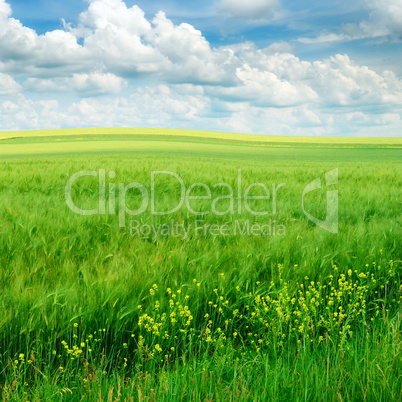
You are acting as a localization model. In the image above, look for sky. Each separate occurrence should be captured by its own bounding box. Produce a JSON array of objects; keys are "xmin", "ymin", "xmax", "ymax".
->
[{"xmin": 0, "ymin": 0, "xmax": 401, "ymax": 136}]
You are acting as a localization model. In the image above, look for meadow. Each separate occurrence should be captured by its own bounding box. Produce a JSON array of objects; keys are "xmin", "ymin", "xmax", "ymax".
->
[{"xmin": 0, "ymin": 129, "xmax": 401, "ymax": 401}]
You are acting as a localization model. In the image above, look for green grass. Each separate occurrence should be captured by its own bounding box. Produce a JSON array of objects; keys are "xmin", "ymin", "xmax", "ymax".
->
[
  {"xmin": 0, "ymin": 129, "xmax": 401, "ymax": 401},
  {"xmin": 1, "ymin": 127, "xmax": 401, "ymax": 146}
]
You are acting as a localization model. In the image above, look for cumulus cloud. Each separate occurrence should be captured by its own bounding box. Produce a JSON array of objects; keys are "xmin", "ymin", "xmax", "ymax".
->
[
  {"xmin": 217, "ymin": 103, "xmax": 324, "ymax": 135},
  {"xmin": 147, "ymin": 11, "xmax": 231, "ymax": 84},
  {"xmin": 308, "ymin": 54, "xmax": 402, "ymax": 106},
  {"xmin": 0, "ymin": 72, "xmax": 20, "ymax": 95},
  {"xmin": 1, "ymin": 0, "xmax": 400, "ymax": 101},
  {"xmin": 67, "ymin": 85, "xmax": 211, "ymax": 128},
  {"xmin": 0, "ymin": 86, "xmax": 210, "ymax": 131},
  {"xmin": 24, "ymin": 73, "xmax": 125, "ymax": 96},
  {"xmin": 208, "ymin": 63, "xmax": 318, "ymax": 106},
  {"xmin": 215, "ymin": 101, "xmax": 401, "ymax": 137},
  {"xmin": 74, "ymin": 1, "xmax": 164, "ymax": 77},
  {"xmin": 204, "ymin": 48, "xmax": 402, "ymax": 109},
  {"xmin": 0, "ymin": 0, "xmax": 234, "ymax": 84},
  {"xmin": 0, "ymin": 0, "xmax": 10, "ymax": 18},
  {"xmin": 368, "ymin": 0, "xmax": 402, "ymax": 38},
  {"xmin": 78, "ymin": 0, "xmax": 152, "ymax": 35},
  {"xmin": 0, "ymin": 0, "xmax": 401, "ymax": 136},
  {"xmin": 0, "ymin": 3, "xmax": 87, "ymax": 76},
  {"xmin": 220, "ymin": 0, "xmax": 280, "ymax": 20},
  {"xmin": 298, "ymin": 0, "xmax": 402, "ymax": 44},
  {"xmin": 0, "ymin": 96, "xmax": 63, "ymax": 130},
  {"xmin": 1, "ymin": 83, "xmax": 400, "ymax": 137}
]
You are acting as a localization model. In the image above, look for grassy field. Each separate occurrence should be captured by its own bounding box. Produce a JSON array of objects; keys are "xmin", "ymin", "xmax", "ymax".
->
[
  {"xmin": 1, "ymin": 127, "xmax": 401, "ymax": 145},
  {"xmin": 0, "ymin": 129, "xmax": 401, "ymax": 401}
]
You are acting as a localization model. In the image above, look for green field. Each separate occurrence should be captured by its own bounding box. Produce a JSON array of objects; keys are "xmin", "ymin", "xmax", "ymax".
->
[{"xmin": 0, "ymin": 129, "xmax": 401, "ymax": 401}]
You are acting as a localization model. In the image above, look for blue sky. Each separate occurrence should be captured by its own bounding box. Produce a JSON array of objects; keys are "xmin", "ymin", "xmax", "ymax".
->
[{"xmin": 0, "ymin": 0, "xmax": 401, "ymax": 136}]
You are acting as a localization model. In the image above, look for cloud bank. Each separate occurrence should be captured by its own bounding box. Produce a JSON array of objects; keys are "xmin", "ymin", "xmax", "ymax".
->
[
  {"xmin": 0, "ymin": 0, "xmax": 401, "ymax": 136},
  {"xmin": 298, "ymin": 0, "xmax": 402, "ymax": 44}
]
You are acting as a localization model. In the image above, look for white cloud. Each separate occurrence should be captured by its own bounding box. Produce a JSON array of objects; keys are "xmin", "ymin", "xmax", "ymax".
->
[
  {"xmin": 368, "ymin": 0, "xmax": 402, "ymax": 38},
  {"xmin": 78, "ymin": 0, "xmax": 152, "ymax": 35},
  {"xmin": 24, "ymin": 73, "xmax": 125, "ymax": 95},
  {"xmin": 204, "ymin": 49, "xmax": 402, "ymax": 108},
  {"xmin": 0, "ymin": 0, "xmax": 401, "ymax": 136},
  {"xmin": 308, "ymin": 54, "xmax": 402, "ymax": 106},
  {"xmin": 297, "ymin": 24, "xmax": 388, "ymax": 45},
  {"xmin": 74, "ymin": 1, "xmax": 164, "ymax": 76},
  {"xmin": 215, "ymin": 102, "xmax": 402, "ymax": 136},
  {"xmin": 0, "ymin": 0, "xmax": 230, "ymax": 84},
  {"xmin": 0, "ymin": 96, "xmax": 62, "ymax": 130},
  {"xmin": 0, "ymin": 0, "xmax": 11, "ymax": 19},
  {"xmin": 0, "ymin": 85, "xmax": 210, "ymax": 131},
  {"xmin": 0, "ymin": 72, "xmax": 20, "ymax": 95},
  {"xmin": 150, "ymin": 11, "xmax": 231, "ymax": 84},
  {"xmin": 220, "ymin": 0, "xmax": 280, "ymax": 20},
  {"xmin": 298, "ymin": 0, "xmax": 402, "ymax": 44},
  {"xmin": 1, "ymin": 86, "xmax": 401, "ymax": 136},
  {"xmin": 215, "ymin": 103, "xmax": 324, "ymax": 135},
  {"xmin": 0, "ymin": 0, "xmax": 86, "ymax": 75},
  {"xmin": 68, "ymin": 85, "xmax": 210, "ymax": 127},
  {"xmin": 208, "ymin": 63, "xmax": 318, "ymax": 106}
]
